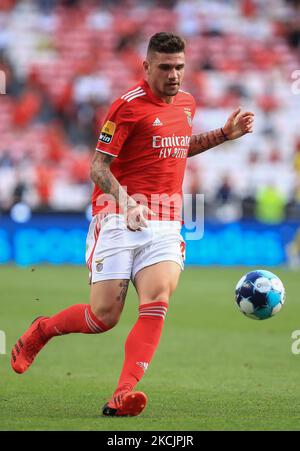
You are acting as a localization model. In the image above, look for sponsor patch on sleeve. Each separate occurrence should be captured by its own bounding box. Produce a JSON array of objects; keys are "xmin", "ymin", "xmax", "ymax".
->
[{"xmin": 99, "ymin": 121, "xmax": 116, "ymax": 144}]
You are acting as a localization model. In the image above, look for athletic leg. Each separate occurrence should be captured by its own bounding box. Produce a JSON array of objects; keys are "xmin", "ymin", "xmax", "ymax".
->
[
  {"xmin": 103, "ymin": 261, "xmax": 181, "ymax": 416},
  {"xmin": 11, "ymin": 279, "xmax": 130, "ymax": 374},
  {"xmin": 11, "ymin": 212, "xmax": 134, "ymax": 374},
  {"xmin": 41, "ymin": 278, "xmax": 129, "ymax": 337},
  {"xmin": 117, "ymin": 261, "xmax": 181, "ymax": 387}
]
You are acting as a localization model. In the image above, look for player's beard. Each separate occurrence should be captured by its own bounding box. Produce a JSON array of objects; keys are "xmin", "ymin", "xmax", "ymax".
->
[{"xmin": 163, "ymin": 83, "xmax": 180, "ymax": 96}]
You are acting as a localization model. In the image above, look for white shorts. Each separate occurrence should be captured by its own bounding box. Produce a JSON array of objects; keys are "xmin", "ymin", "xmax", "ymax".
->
[{"xmin": 85, "ymin": 214, "xmax": 186, "ymax": 283}]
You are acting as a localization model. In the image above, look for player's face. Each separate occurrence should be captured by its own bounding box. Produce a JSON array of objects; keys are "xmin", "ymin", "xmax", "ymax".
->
[{"xmin": 144, "ymin": 52, "xmax": 185, "ymax": 101}]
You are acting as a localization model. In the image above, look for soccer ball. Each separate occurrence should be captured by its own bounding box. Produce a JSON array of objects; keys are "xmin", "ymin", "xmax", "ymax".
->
[{"xmin": 235, "ymin": 269, "xmax": 285, "ymax": 320}]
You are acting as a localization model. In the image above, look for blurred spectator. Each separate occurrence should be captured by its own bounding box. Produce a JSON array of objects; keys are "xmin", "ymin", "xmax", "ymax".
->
[
  {"xmin": 36, "ymin": 0, "xmax": 57, "ymax": 14},
  {"xmin": 12, "ymin": 177, "xmax": 27, "ymax": 207},
  {"xmin": 286, "ymin": 12, "xmax": 300, "ymax": 49},
  {"xmin": 73, "ymin": 73, "xmax": 112, "ymax": 105},
  {"xmin": 269, "ymin": 147, "xmax": 282, "ymax": 163},
  {"xmin": 13, "ymin": 88, "xmax": 43, "ymax": 127},
  {"xmin": 215, "ymin": 175, "xmax": 236, "ymax": 205},
  {"xmin": 214, "ymin": 175, "xmax": 242, "ymax": 223},
  {"xmin": 286, "ymin": 177, "xmax": 300, "ymax": 218},
  {"xmin": 255, "ymin": 184, "xmax": 286, "ymax": 224},
  {"xmin": 241, "ymin": 193, "xmax": 256, "ymax": 219},
  {"xmin": 35, "ymin": 163, "xmax": 55, "ymax": 209},
  {"xmin": 0, "ymin": 151, "xmax": 13, "ymax": 168},
  {"xmin": 240, "ymin": 0, "xmax": 258, "ymax": 18},
  {"xmin": 0, "ymin": 0, "xmax": 16, "ymax": 12},
  {"xmin": 248, "ymin": 150, "xmax": 260, "ymax": 165}
]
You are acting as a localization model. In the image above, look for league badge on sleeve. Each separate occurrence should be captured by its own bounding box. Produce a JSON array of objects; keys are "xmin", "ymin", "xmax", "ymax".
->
[{"xmin": 99, "ymin": 121, "xmax": 116, "ymax": 144}]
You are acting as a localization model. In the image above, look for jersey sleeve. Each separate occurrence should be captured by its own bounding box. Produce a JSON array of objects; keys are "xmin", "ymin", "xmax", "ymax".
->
[{"xmin": 95, "ymin": 100, "xmax": 136, "ymax": 158}]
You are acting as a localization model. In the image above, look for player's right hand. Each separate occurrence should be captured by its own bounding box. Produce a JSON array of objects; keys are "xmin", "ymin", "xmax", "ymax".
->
[{"xmin": 125, "ymin": 204, "xmax": 156, "ymax": 231}]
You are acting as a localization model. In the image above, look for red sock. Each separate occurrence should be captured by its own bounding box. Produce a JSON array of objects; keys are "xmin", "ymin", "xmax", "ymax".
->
[
  {"xmin": 40, "ymin": 304, "xmax": 110, "ymax": 339},
  {"xmin": 114, "ymin": 301, "xmax": 168, "ymax": 393}
]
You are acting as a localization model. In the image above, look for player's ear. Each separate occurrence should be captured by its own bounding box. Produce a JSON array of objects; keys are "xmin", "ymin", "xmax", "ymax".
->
[{"xmin": 143, "ymin": 60, "xmax": 150, "ymax": 74}]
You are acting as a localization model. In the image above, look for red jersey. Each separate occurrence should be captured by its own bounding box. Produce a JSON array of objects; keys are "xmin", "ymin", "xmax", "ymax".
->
[{"xmin": 92, "ymin": 79, "xmax": 196, "ymax": 221}]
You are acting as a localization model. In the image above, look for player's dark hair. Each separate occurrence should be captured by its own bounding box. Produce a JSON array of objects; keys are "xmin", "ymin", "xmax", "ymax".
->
[{"xmin": 147, "ymin": 32, "xmax": 186, "ymax": 55}]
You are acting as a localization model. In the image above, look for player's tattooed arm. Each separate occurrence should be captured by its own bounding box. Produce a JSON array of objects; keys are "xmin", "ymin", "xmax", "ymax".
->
[
  {"xmin": 91, "ymin": 151, "xmax": 155, "ymax": 231},
  {"xmin": 188, "ymin": 128, "xmax": 227, "ymax": 157},
  {"xmin": 90, "ymin": 151, "xmax": 137, "ymax": 210},
  {"xmin": 188, "ymin": 108, "xmax": 254, "ymax": 158}
]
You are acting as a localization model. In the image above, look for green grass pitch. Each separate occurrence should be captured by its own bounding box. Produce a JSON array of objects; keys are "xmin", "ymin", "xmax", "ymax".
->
[{"xmin": 1, "ymin": 265, "xmax": 300, "ymax": 431}]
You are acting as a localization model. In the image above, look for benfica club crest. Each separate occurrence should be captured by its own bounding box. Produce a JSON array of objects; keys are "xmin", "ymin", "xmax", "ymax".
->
[
  {"xmin": 95, "ymin": 258, "xmax": 104, "ymax": 272},
  {"xmin": 184, "ymin": 109, "xmax": 192, "ymax": 127}
]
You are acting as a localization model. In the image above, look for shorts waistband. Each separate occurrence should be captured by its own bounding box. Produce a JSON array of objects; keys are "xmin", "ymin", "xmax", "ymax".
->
[{"xmin": 94, "ymin": 213, "xmax": 181, "ymax": 230}]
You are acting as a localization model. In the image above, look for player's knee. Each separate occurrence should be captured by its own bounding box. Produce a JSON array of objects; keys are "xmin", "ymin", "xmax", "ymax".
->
[
  {"xmin": 140, "ymin": 289, "xmax": 170, "ymax": 304},
  {"xmin": 90, "ymin": 305, "xmax": 120, "ymax": 329},
  {"xmin": 145, "ymin": 283, "xmax": 174, "ymax": 303}
]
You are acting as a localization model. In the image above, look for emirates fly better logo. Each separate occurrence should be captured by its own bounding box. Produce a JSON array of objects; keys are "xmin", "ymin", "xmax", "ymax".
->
[{"xmin": 153, "ymin": 134, "xmax": 191, "ymax": 159}]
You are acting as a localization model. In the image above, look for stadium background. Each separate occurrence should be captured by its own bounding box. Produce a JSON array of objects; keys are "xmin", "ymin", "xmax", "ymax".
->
[
  {"xmin": 0, "ymin": 0, "xmax": 300, "ymax": 266},
  {"xmin": 1, "ymin": 0, "xmax": 300, "ymax": 432}
]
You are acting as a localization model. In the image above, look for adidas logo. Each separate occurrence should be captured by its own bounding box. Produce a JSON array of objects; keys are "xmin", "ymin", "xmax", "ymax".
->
[
  {"xmin": 136, "ymin": 361, "xmax": 149, "ymax": 372},
  {"xmin": 152, "ymin": 117, "xmax": 163, "ymax": 126}
]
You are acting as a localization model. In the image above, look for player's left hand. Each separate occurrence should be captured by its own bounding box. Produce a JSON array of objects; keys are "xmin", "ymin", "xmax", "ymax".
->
[{"xmin": 223, "ymin": 107, "xmax": 254, "ymax": 140}]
